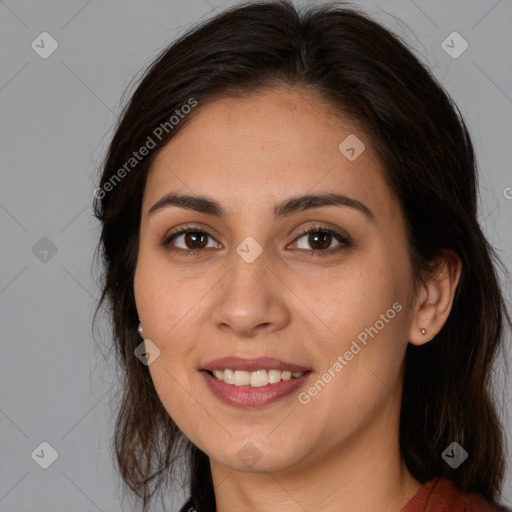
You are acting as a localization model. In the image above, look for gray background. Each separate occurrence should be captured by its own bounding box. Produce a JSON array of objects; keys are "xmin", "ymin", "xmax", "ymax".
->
[{"xmin": 1, "ymin": 0, "xmax": 511, "ymax": 510}]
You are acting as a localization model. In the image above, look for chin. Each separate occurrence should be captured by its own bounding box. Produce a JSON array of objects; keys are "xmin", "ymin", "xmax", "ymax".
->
[
  {"xmin": 204, "ymin": 435, "xmax": 309, "ymax": 474},
  {"xmin": 218, "ymin": 451, "xmax": 302, "ymax": 474}
]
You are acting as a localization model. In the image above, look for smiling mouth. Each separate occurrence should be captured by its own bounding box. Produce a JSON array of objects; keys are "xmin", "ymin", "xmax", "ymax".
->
[{"xmin": 205, "ymin": 369, "xmax": 309, "ymax": 387}]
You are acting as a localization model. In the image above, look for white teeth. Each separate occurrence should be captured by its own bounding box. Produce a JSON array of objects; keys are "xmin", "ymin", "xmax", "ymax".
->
[
  {"xmin": 233, "ymin": 370, "xmax": 250, "ymax": 386},
  {"xmin": 224, "ymin": 369, "xmax": 235, "ymax": 385},
  {"xmin": 210, "ymin": 369, "xmax": 305, "ymax": 386},
  {"xmin": 250, "ymin": 369, "xmax": 268, "ymax": 387},
  {"xmin": 268, "ymin": 369, "xmax": 282, "ymax": 384}
]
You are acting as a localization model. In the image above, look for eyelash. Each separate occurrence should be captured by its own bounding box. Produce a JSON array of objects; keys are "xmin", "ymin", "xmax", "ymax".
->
[{"xmin": 161, "ymin": 224, "xmax": 351, "ymax": 258}]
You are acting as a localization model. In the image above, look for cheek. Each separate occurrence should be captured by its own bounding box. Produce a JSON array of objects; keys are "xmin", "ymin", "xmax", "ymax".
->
[
  {"xmin": 133, "ymin": 250, "xmax": 223, "ymax": 444},
  {"xmin": 287, "ymin": 249, "xmax": 407, "ymax": 343},
  {"xmin": 134, "ymin": 245, "xmax": 214, "ymax": 345},
  {"xmin": 291, "ymin": 250, "xmax": 410, "ymax": 411},
  {"xmin": 295, "ymin": 301, "xmax": 408, "ymax": 448}
]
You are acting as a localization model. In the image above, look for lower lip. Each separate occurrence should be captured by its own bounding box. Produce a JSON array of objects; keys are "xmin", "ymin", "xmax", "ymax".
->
[{"xmin": 200, "ymin": 370, "xmax": 311, "ymax": 408}]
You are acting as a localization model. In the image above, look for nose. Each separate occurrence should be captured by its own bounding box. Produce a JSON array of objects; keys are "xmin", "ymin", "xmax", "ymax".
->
[{"xmin": 210, "ymin": 250, "xmax": 291, "ymax": 338}]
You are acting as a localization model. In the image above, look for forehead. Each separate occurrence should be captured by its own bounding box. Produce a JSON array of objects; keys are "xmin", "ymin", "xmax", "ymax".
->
[{"xmin": 144, "ymin": 87, "xmax": 397, "ymax": 222}]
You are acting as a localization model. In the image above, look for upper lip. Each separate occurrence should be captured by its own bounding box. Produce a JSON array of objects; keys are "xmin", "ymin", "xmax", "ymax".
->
[{"xmin": 201, "ymin": 356, "xmax": 311, "ymax": 373}]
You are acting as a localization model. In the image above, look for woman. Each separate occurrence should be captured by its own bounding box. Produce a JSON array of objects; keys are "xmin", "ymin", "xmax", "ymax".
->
[{"xmin": 93, "ymin": 1, "xmax": 511, "ymax": 511}]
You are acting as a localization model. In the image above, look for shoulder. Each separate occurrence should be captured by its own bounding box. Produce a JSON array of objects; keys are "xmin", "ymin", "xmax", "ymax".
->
[{"xmin": 401, "ymin": 477, "xmax": 511, "ymax": 512}]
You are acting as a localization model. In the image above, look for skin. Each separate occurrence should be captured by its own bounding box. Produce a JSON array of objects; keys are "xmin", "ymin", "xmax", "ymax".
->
[{"xmin": 133, "ymin": 86, "xmax": 461, "ymax": 512}]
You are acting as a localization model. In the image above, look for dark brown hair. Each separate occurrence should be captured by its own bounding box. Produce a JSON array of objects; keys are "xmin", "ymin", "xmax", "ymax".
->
[{"xmin": 92, "ymin": 1, "xmax": 511, "ymax": 511}]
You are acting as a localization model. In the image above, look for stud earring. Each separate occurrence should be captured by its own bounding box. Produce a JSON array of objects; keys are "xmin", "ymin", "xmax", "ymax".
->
[
  {"xmin": 420, "ymin": 328, "xmax": 427, "ymax": 335},
  {"xmin": 137, "ymin": 322, "xmax": 143, "ymax": 337}
]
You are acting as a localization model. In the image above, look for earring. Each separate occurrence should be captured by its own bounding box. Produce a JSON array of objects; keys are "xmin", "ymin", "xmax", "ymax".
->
[
  {"xmin": 420, "ymin": 328, "xmax": 427, "ymax": 335},
  {"xmin": 137, "ymin": 322, "xmax": 143, "ymax": 337}
]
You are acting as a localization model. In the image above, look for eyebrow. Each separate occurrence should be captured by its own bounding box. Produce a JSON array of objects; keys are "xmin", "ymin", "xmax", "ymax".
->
[{"xmin": 148, "ymin": 191, "xmax": 375, "ymax": 222}]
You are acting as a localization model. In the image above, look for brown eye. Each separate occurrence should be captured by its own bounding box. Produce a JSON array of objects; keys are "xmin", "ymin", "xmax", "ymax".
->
[
  {"xmin": 182, "ymin": 231, "xmax": 208, "ymax": 249},
  {"xmin": 163, "ymin": 228, "xmax": 222, "ymax": 255},
  {"xmin": 291, "ymin": 226, "xmax": 351, "ymax": 255},
  {"xmin": 306, "ymin": 231, "xmax": 333, "ymax": 250}
]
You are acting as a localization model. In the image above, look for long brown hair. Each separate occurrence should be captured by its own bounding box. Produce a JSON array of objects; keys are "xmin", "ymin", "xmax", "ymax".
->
[{"xmin": 92, "ymin": 1, "xmax": 511, "ymax": 510}]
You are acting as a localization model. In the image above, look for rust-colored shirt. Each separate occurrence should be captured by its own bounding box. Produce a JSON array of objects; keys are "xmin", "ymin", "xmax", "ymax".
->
[{"xmin": 401, "ymin": 477, "xmax": 510, "ymax": 512}]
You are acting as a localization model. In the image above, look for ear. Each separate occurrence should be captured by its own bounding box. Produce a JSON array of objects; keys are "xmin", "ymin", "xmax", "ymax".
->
[{"xmin": 408, "ymin": 249, "xmax": 462, "ymax": 346}]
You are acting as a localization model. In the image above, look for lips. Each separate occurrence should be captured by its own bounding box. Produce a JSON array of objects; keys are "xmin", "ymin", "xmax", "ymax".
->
[{"xmin": 199, "ymin": 356, "xmax": 312, "ymax": 407}]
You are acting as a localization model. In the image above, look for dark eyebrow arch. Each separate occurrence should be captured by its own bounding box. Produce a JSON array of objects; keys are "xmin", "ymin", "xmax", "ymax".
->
[{"xmin": 148, "ymin": 192, "xmax": 375, "ymax": 222}]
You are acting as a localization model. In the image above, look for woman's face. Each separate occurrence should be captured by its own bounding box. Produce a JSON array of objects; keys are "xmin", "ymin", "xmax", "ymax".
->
[{"xmin": 134, "ymin": 87, "xmax": 417, "ymax": 474}]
